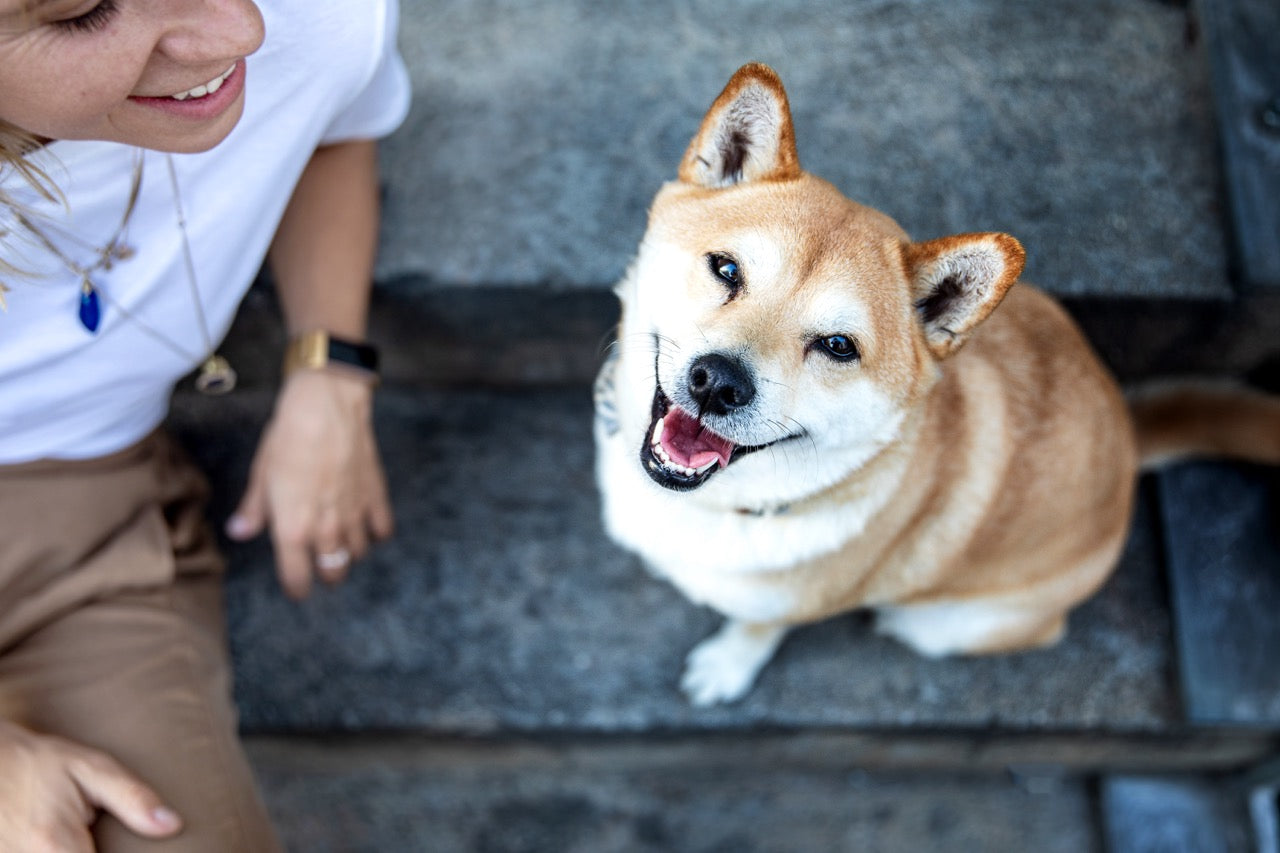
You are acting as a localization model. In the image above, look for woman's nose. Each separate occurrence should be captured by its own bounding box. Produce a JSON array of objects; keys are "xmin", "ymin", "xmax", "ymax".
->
[{"xmin": 154, "ymin": 0, "xmax": 265, "ymax": 66}]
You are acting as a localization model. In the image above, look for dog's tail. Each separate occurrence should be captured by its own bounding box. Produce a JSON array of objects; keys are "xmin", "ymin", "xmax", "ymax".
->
[{"xmin": 1130, "ymin": 381, "xmax": 1280, "ymax": 471}]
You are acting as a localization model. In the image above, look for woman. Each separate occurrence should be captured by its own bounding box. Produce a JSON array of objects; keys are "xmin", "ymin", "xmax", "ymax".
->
[{"xmin": 0, "ymin": 1, "xmax": 409, "ymax": 849}]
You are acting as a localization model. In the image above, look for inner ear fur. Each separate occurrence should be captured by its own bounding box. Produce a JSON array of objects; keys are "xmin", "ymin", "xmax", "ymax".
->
[
  {"xmin": 903, "ymin": 232, "xmax": 1026, "ymax": 359},
  {"xmin": 678, "ymin": 63, "xmax": 802, "ymax": 188}
]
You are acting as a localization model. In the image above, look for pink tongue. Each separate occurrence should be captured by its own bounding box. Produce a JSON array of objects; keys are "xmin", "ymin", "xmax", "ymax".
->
[{"xmin": 661, "ymin": 406, "xmax": 735, "ymax": 469}]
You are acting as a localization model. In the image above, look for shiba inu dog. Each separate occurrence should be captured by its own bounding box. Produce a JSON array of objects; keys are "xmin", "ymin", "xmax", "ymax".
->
[{"xmin": 594, "ymin": 63, "xmax": 1280, "ymax": 705}]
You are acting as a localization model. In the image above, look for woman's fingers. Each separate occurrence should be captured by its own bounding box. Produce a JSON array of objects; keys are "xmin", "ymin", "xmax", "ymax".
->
[{"xmin": 66, "ymin": 747, "xmax": 182, "ymax": 839}]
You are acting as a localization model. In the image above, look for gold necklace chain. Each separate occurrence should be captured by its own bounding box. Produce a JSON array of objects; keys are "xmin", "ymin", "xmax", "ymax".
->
[
  {"xmin": 13, "ymin": 150, "xmax": 142, "ymax": 307},
  {"xmin": 7, "ymin": 149, "xmax": 236, "ymax": 395}
]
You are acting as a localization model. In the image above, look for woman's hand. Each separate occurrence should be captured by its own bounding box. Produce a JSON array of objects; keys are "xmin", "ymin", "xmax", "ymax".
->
[
  {"xmin": 0, "ymin": 720, "xmax": 182, "ymax": 852},
  {"xmin": 226, "ymin": 370, "xmax": 394, "ymax": 598}
]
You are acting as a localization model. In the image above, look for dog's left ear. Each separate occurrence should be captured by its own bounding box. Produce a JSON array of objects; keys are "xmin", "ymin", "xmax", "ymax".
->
[
  {"xmin": 678, "ymin": 63, "xmax": 802, "ymax": 188},
  {"xmin": 903, "ymin": 233, "xmax": 1026, "ymax": 359}
]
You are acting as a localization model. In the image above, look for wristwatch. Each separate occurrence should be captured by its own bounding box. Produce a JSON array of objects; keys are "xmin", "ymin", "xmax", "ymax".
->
[{"xmin": 283, "ymin": 330, "xmax": 380, "ymax": 383}]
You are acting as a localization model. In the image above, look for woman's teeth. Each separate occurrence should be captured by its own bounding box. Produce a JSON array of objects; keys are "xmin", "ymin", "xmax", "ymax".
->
[{"xmin": 170, "ymin": 65, "xmax": 235, "ymax": 101}]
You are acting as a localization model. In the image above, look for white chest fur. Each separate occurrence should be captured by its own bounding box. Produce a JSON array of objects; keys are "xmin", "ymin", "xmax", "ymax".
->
[{"xmin": 595, "ymin": 420, "xmax": 906, "ymax": 622}]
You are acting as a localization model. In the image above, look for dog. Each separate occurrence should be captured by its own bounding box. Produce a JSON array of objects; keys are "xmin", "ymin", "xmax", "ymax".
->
[{"xmin": 594, "ymin": 63, "xmax": 1280, "ymax": 706}]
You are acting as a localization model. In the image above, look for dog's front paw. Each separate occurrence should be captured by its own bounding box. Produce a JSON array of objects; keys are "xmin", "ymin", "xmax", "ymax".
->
[{"xmin": 679, "ymin": 621, "xmax": 788, "ymax": 706}]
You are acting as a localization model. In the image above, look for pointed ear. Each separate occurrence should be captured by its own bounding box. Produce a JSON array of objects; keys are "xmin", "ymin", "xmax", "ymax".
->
[
  {"xmin": 677, "ymin": 63, "xmax": 802, "ymax": 188},
  {"xmin": 903, "ymin": 233, "xmax": 1025, "ymax": 359}
]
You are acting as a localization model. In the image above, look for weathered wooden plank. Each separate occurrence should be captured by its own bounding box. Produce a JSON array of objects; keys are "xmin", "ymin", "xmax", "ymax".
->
[
  {"xmin": 1159, "ymin": 461, "xmax": 1280, "ymax": 725},
  {"xmin": 1101, "ymin": 776, "xmax": 1253, "ymax": 853},
  {"xmin": 1197, "ymin": 0, "xmax": 1280, "ymax": 288}
]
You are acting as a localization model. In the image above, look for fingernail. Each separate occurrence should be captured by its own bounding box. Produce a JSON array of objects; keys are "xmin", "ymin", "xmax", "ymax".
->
[
  {"xmin": 152, "ymin": 807, "xmax": 181, "ymax": 829},
  {"xmin": 225, "ymin": 515, "xmax": 251, "ymax": 539}
]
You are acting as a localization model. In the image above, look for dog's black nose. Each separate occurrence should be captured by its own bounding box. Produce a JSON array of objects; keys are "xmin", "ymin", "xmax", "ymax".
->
[{"xmin": 688, "ymin": 353, "xmax": 756, "ymax": 416}]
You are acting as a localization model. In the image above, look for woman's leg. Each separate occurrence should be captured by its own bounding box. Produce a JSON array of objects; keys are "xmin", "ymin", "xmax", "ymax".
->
[{"xmin": 0, "ymin": 432, "xmax": 280, "ymax": 852}]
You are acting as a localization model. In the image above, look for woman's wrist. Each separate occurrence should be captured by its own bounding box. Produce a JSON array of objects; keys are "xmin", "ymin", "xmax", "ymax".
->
[{"xmin": 282, "ymin": 329, "xmax": 379, "ymax": 386}]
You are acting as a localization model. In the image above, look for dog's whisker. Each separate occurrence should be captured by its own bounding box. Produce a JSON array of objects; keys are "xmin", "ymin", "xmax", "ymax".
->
[
  {"xmin": 761, "ymin": 417, "xmax": 815, "ymax": 478},
  {"xmin": 692, "ymin": 322, "xmax": 711, "ymax": 347},
  {"xmin": 612, "ymin": 332, "xmax": 678, "ymax": 360}
]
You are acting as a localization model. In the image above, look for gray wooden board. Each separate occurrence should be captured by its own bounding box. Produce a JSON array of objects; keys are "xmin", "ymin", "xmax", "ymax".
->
[
  {"xmin": 1197, "ymin": 0, "xmax": 1280, "ymax": 288},
  {"xmin": 1101, "ymin": 775, "xmax": 1253, "ymax": 853},
  {"xmin": 1158, "ymin": 461, "xmax": 1280, "ymax": 725}
]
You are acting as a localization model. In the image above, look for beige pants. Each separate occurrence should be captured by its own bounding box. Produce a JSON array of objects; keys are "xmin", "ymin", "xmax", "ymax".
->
[{"xmin": 0, "ymin": 431, "xmax": 281, "ymax": 852}]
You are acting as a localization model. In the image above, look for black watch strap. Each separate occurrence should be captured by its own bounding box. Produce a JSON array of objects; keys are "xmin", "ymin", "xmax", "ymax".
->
[{"xmin": 328, "ymin": 335, "xmax": 379, "ymax": 374}]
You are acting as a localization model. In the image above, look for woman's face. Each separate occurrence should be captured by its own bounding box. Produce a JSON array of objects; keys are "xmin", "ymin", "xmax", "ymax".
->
[{"xmin": 0, "ymin": 0, "xmax": 265, "ymax": 152}]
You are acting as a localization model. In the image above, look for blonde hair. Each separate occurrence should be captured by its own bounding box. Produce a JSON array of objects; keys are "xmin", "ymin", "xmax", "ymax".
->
[
  {"xmin": 0, "ymin": 3, "xmax": 59, "ymax": 282},
  {"xmin": 1, "ymin": 120, "xmax": 56, "ymax": 203},
  {"xmin": 1, "ymin": 120, "xmax": 59, "ymax": 280}
]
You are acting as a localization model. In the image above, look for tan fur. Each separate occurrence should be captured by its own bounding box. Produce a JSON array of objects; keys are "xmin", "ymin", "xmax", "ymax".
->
[
  {"xmin": 1131, "ymin": 382, "xmax": 1280, "ymax": 469},
  {"xmin": 596, "ymin": 64, "xmax": 1280, "ymax": 704},
  {"xmin": 724, "ymin": 284, "xmax": 1138, "ymax": 625}
]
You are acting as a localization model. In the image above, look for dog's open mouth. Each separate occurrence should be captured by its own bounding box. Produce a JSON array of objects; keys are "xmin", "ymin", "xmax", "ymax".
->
[{"xmin": 641, "ymin": 388, "xmax": 757, "ymax": 491}]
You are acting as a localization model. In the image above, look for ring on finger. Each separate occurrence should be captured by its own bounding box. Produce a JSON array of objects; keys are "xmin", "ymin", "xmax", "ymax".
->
[{"xmin": 315, "ymin": 548, "xmax": 351, "ymax": 571}]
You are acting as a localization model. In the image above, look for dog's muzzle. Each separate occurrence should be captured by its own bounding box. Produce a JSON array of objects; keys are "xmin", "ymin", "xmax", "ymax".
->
[{"xmin": 640, "ymin": 353, "xmax": 760, "ymax": 491}]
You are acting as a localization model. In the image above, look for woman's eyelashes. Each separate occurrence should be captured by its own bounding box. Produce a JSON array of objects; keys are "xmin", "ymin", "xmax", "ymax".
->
[{"xmin": 53, "ymin": 0, "xmax": 120, "ymax": 35}]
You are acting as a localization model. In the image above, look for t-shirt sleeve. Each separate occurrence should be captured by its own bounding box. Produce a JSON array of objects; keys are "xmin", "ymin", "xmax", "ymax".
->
[{"xmin": 320, "ymin": 0, "xmax": 412, "ymax": 143}]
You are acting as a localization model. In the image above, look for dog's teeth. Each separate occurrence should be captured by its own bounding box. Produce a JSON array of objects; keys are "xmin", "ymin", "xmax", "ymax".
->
[
  {"xmin": 649, "ymin": 423, "xmax": 711, "ymax": 479},
  {"xmin": 695, "ymin": 458, "xmax": 719, "ymax": 474}
]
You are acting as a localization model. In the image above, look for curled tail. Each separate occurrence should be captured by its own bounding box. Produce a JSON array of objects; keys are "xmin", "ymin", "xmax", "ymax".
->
[{"xmin": 1130, "ymin": 382, "xmax": 1280, "ymax": 471}]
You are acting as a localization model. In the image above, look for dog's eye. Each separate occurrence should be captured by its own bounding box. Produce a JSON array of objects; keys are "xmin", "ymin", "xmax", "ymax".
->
[
  {"xmin": 815, "ymin": 334, "xmax": 859, "ymax": 361},
  {"xmin": 707, "ymin": 253, "xmax": 742, "ymax": 291}
]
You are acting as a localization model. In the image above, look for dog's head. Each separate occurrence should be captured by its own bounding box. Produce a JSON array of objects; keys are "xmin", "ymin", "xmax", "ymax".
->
[{"xmin": 613, "ymin": 64, "xmax": 1024, "ymax": 502}]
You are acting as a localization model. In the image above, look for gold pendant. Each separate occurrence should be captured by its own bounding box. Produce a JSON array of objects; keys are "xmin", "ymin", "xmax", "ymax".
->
[{"xmin": 195, "ymin": 354, "xmax": 237, "ymax": 395}]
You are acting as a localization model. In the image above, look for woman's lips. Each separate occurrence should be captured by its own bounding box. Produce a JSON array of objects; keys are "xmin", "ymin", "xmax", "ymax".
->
[{"xmin": 128, "ymin": 59, "xmax": 246, "ymax": 120}]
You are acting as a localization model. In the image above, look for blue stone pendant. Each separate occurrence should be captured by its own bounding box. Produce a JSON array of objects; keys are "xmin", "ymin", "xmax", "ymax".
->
[{"xmin": 78, "ymin": 282, "xmax": 102, "ymax": 333}]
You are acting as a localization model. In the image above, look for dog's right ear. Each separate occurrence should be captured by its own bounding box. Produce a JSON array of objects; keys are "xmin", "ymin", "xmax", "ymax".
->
[{"xmin": 678, "ymin": 63, "xmax": 802, "ymax": 189}]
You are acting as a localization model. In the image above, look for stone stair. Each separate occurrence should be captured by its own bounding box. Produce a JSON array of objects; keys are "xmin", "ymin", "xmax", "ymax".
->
[{"xmin": 167, "ymin": 0, "xmax": 1280, "ymax": 849}]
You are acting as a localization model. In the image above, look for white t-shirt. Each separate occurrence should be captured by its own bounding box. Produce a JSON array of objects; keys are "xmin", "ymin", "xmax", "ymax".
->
[{"xmin": 0, "ymin": 0, "xmax": 410, "ymax": 464}]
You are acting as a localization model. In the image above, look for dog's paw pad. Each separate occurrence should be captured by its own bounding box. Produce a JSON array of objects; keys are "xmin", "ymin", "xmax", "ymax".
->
[{"xmin": 679, "ymin": 622, "xmax": 786, "ymax": 706}]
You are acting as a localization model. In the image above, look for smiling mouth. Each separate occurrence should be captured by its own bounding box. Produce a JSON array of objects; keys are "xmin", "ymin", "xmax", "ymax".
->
[
  {"xmin": 640, "ymin": 386, "xmax": 799, "ymax": 491},
  {"xmin": 132, "ymin": 64, "xmax": 239, "ymax": 104},
  {"xmin": 168, "ymin": 65, "xmax": 237, "ymax": 101}
]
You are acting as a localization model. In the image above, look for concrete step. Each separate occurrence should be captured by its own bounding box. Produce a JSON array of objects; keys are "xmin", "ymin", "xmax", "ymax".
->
[
  {"xmin": 244, "ymin": 736, "xmax": 1105, "ymax": 853},
  {"xmin": 382, "ymin": 0, "xmax": 1228, "ymax": 299},
  {"xmin": 244, "ymin": 736, "xmax": 1275, "ymax": 852},
  {"xmin": 168, "ymin": 383, "xmax": 1276, "ymax": 771}
]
